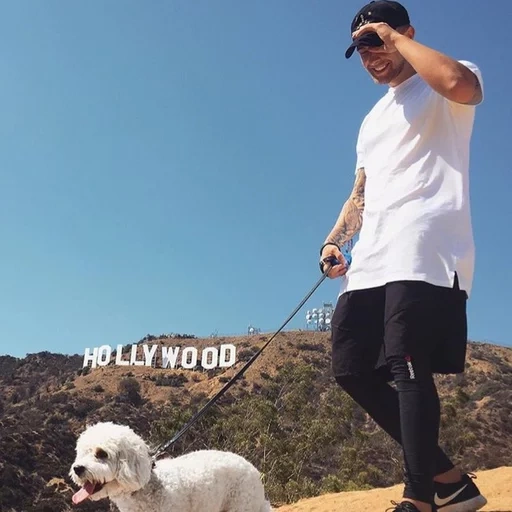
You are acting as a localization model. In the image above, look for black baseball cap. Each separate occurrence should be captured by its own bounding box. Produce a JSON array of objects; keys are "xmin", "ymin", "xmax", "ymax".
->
[{"xmin": 345, "ymin": 1, "xmax": 410, "ymax": 59}]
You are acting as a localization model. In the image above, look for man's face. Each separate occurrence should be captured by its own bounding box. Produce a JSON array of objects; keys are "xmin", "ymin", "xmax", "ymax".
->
[{"xmin": 357, "ymin": 45, "xmax": 406, "ymax": 85}]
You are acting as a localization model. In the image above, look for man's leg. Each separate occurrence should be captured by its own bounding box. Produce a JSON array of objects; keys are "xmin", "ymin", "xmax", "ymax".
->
[
  {"xmin": 386, "ymin": 359, "xmax": 439, "ymax": 511},
  {"xmin": 382, "ymin": 279, "xmax": 464, "ymax": 511},
  {"xmin": 335, "ymin": 372, "xmax": 455, "ymax": 477}
]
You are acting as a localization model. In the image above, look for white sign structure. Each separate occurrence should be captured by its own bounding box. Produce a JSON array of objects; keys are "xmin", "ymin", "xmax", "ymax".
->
[{"xmin": 82, "ymin": 343, "xmax": 237, "ymax": 370}]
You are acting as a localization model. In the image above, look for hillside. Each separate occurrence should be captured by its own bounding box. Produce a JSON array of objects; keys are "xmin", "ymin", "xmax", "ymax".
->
[
  {"xmin": 0, "ymin": 331, "xmax": 511, "ymax": 511},
  {"xmin": 276, "ymin": 467, "xmax": 512, "ymax": 511}
]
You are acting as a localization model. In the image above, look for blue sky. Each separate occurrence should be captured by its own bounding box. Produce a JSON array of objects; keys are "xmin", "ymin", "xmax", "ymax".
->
[{"xmin": 1, "ymin": 0, "xmax": 510, "ymax": 358}]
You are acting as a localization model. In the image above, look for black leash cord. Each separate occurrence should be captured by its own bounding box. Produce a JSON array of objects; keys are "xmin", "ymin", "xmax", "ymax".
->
[{"xmin": 151, "ymin": 257, "xmax": 339, "ymax": 461}]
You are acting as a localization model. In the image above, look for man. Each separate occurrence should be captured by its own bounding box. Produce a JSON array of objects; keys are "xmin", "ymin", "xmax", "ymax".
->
[{"xmin": 319, "ymin": 2, "xmax": 486, "ymax": 512}]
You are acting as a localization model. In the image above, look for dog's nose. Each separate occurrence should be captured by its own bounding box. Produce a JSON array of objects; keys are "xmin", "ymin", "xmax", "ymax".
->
[{"xmin": 73, "ymin": 465, "xmax": 86, "ymax": 477}]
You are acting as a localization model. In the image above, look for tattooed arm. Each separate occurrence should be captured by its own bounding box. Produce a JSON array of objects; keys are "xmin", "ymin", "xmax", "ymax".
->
[{"xmin": 320, "ymin": 167, "xmax": 366, "ymax": 278}]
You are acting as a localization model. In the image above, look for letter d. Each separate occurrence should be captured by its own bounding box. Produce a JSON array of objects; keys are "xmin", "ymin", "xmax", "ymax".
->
[{"xmin": 219, "ymin": 344, "xmax": 236, "ymax": 368}]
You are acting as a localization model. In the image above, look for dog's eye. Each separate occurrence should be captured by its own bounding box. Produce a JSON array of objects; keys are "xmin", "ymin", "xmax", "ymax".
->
[{"xmin": 95, "ymin": 448, "xmax": 108, "ymax": 459}]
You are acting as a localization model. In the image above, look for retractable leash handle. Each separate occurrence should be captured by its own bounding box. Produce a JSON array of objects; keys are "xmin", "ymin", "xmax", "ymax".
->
[{"xmin": 319, "ymin": 243, "xmax": 353, "ymax": 274}]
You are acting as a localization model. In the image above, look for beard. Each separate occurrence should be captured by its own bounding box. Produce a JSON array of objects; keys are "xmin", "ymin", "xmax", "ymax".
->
[{"xmin": 368, "ymin": 57, "xmax": 406, "ymax": 85}]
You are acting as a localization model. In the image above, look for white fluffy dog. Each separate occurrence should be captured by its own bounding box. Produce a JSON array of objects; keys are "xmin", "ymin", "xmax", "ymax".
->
[{"xmin": 69, "ymin": 421, "xmax": 272, "ymax": 512}]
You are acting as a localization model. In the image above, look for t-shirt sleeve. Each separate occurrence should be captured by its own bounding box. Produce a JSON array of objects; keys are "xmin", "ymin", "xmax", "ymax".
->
[{"xmin": 457, "ymin": 60, "xmax": 484, "ymax": 105}]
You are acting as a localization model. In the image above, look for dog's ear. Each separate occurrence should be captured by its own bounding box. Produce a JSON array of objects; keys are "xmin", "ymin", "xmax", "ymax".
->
[{"xmin": 117, "ymin": 440, "xmax": 152, "ymax": 492}]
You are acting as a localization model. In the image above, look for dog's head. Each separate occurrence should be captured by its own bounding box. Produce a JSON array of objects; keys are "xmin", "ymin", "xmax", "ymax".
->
[{"xmin": 69, "ymin": 421, "xmax": 153, "ymax": 504}]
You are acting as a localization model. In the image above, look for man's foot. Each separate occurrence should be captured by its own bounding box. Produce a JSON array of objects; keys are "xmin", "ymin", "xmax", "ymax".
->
[
  {"xmin": 433, "ymin": 473, "xmax": 487, "ymax": 511},
  {"xmin": 386, "ymin": 501, "xmax": 424, "ymax": 512}
]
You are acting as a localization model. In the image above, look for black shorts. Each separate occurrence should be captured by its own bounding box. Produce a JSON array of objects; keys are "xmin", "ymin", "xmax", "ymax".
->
[{"xmin": 330, "ymin": 274, "xmax": 468, "ymax": 381}]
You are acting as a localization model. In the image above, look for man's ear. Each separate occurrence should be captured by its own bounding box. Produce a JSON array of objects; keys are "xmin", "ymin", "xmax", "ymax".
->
[
  {"xmin": 405, "ymin": 24, "xmax": 415, "ymax": 40},
  {"xmin": 398, "ymin": 24, "xmax": 415, "ymax": 40}
]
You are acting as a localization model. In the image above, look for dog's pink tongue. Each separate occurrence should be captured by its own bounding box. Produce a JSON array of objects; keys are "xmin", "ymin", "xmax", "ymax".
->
[{"xmin": 72, "ymin": 483, "xmax": 95, "ymax": 505}]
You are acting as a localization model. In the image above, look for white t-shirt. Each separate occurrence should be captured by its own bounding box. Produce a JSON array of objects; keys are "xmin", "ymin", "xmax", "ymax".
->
[{"xmin": 340, "ymin": 60, "xmax": 484, "ymax": 298}]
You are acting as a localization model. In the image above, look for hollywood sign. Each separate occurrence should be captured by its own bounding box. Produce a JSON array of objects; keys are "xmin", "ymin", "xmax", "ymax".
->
[{"xmin": 82, "ymin": 343, "xmax": 237, "ymax": 370}]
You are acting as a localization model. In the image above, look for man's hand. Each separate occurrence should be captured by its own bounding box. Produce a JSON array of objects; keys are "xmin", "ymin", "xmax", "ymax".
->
[
  {"xmin": 320, "ymin": 244, "xmax": 348, "ymax": 279},
  {"xmin": 352, "ymin": 22, "xmax": 402, "ymax": 53}
]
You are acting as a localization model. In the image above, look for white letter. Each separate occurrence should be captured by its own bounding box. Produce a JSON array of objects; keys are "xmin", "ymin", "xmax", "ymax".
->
[
  {"xmin": 219, "ymin": 344, "xmax": 236, "ymax": 368},
  {"xmin": 181, "ymin": 347, "xmax": 198, "ymax": 369},
  {"xmin": 201, "ymin": 347, "xmax": 219, "ymax": 370},
  {"xmin": 83, "ymin": 347, "xmax": 98, "ymax": 368},
  {"xmin": 161, "ymin": 346, "xmax": 180, "ymax": 369},
  {"xmin": 97, "ymin": 345, "xmax": 111, "ymax": 367},
  {"xmin": 143, "ymin": 344, "xmax": 158, "ymax": 367},
  {"xmin": 130, "ymin": 344, "xmax": 145, "ymax": 366},
  {"xmin": 115, "ymin": 344, "xmax": 129, "ymax": 366}
]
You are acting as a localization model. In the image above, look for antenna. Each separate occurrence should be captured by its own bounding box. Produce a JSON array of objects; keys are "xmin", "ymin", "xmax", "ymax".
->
[
  {"xmin": 247, "ymin": 324, "xmax": 260, "ymax": 335},
  {"xmin": 306, "ymin": 300, "xmax": 335, "ymax": 331}
]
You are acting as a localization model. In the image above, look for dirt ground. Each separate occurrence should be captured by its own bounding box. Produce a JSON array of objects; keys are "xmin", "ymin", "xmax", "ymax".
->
[{"xmin": 276, "ymin": 467, "xmax": 512, "ymax": 512}]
